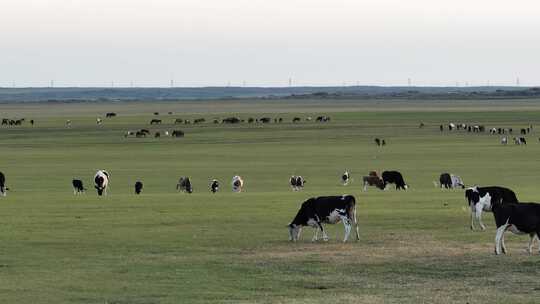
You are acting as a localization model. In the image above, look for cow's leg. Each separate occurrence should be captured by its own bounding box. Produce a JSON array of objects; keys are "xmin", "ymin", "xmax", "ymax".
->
[
  {"xmin": 363, "ymin": 182, "xmax": 367, "ymax": 192},
  {"xmin": 341, "ymin": 216, "xmax": 352, "ymax": 242},
  {"xmin": 475, "ymin": 204, "xmax": 486, "ymax": 230},
  {"xmin": 495, "ymin": 224, "xmax": 507, "ymax": 255},
  {"xmin": 317, "ymin": 222, "xmax": 329, "ymax": 241},
  {"xmin": 527, "ymin": 233, "xmax": 535, "ymax": 254},
  {"xmin": 470, "ymin": 205, "xmax": 476, "ymax": 231},
  {"xmin": 311, "ymin": 228, "xmax": 319, "ymax": 242},
  {"xmin": 353, "ymin": 206, "xmax": 360, "ymax": 241}
]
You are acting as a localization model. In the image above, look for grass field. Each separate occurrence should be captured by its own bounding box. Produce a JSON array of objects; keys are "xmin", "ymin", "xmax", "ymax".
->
[{"xmin": 1, "ymin": 99, "xmax": 540, "ymax": 303}]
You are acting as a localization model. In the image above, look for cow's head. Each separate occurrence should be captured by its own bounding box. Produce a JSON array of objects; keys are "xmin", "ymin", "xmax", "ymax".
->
[
  {"xmin": 465, "ymin": 186, "xmax": 480, "ymax": 206},
  {"xmin": 288, "ymin": 224, "xmax": 302, "ymax": 241}
]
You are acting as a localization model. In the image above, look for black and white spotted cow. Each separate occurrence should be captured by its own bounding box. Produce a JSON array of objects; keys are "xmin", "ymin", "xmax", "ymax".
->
[
  {"xmin": 465, "ymin": 186, "xmax": 518, "ymax": 231},
  {"xmin": 210, "ymin": 179, "xmax": 219, "ymax": 193},
  {"xmin": 288, "ymin": 195, "xmax": 359, "ymax": 243},
  {"xmin": 492, "ymin": 201, "xmax": 540, "ymax": 255},
  {"xmin": 0, "ymin": 171, "xmax": 8, "ymax": 197},
  {"xmin": 177, "ymin": 177, "xmax": 193, "ymax": 193},
  {"xmin": 341, "ymin": 171, "xmax": 350, "ymax": 186},
  {"xmin": 439, "ymin": 173, "xmax": 465, "ymax": 189},
  {"xmin": 232, "ymin": 175, "xmax": 244, "ymax": 192},
  {"xmin": 72, "ymin": 179, "xmax": 85, "ymax": 194},
  {"xmin": 94, "ymin": 170, "xmax": 110, "ymax": 196},
  {"xmin": 382, "ymin": 171, "xmax": 408, "ymax": 190},
  {"xmin": 135, "ymin": 181, "xmax": 143, "ymax": 195},
  {"xmin": 290, "ymin": 176, "xmax": 306, "ymax": 191}
]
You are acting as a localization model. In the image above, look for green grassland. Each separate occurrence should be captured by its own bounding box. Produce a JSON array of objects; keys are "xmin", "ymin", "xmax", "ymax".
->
[{"xmin": 1, "ymin": 99, "xmax": 540, "ymax": 303}]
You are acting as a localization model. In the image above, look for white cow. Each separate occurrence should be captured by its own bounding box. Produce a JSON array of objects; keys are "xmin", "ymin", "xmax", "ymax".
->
[
  {"xmin": 232, "ymin": 175, "xmax": 244, "ymax": 192},
  {"xmin": 94, "ymin": 170, "xmax": 110, "ymax": 196}
]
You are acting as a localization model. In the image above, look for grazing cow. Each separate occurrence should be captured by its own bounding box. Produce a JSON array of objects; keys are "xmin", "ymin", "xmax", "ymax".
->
[
  {"xmin": 316, "ymin": 116, "xmax": 330, "ymax": 122},
  {"xmin": 439, "ymin": 173, "xmax": 465, "ymax": 189},
  {"xmin": 492, "ymin": 201, "xmax": 540, "ymax": 255},
  {"xmin": 465, "ymin": 186, "xmax": 518, "ymax": 231},
  {"xmin": 124, "ymin": 130, "xmax": 135, "ymax": 138},
  {"xmin": 501, "ymin": 137, "xmax": 508, "ymax": 145},
  {"xmin": 106, "ymin": 112, "xmax": 117, "ymax": 118},
  {"xmin": 1, "ymin": 119, "xmax": 8, "ymax": 126},
  {"xmin": 232, "ymin": 175, "xmax": 244, "ymax": 192},
  {"xmin": 135, "ymin": 181, "xmax": 143, "ymax": 194},
  {"xmin": 135, "ymin": 131, "xmax": 146, "ymax": 138},
  {"xmin": 382, "ymin": 171, "xmax": 408, "ymax": 190},
  {"xmin": 177, "ymin": 177, "xmax": 193, "ymax": 193},
  {"xmin": 210, "ymin": 179, "xmax": 220, "ymax": 193},
  {"xmin": 374, "ymin": 138, "xmax": 381, "ymax": 146},
  {"xmin": 0, "ymin": 171, "xmax": 8, "ymax": 197},
  {"xmin": 248, "ymin": 118, "xmax": 255, "ymax": 123},
  {"xmin": 171, "ymin": 130, "xmax": 184, "ymax": 137},
  {"xmin": 521, "ymin": 128, "xmax": 527, "ymax": 135},
  {"xmin": 341, "ymin": 171, "xmax": 350, "ymax": 186},
  {"xmin": 194, "ymin": 118, "xmax": 205, "ymax": 124},
  {"xmin": 174, "ymin": 118, "xmax": 183, "ymax": 124},
  {"xmin": 514, "ymin": 137, "xmax": 527, "ymax": 145},
  {"xmin": 154, "ymin": 112, "xmax": 159, "ymax": 116},
  {"xmin": 419, "ymin": 122, "xmax": 425, "ymax": 128},
  {"xmin": 292, "ymin": 117, "xmax": 301, "ymax": 123},
  {"xmin": 222, "ymin": 117, "xmax": 240, "ymax": 124},
  {"xmin": 260, "ymin": 117, "xmax": 271, "ymax": 123},
  {"xmin": 150, "ymin": 119, "xmax": 162, "ymax": 125},
  {"xmin": 288, "ymin": 195, "xmax": 359, "ymax": 242},
  {"xmin": 154, "ymin": 132, "xmax": 161, "ymax": 138},
  {"xmin": 290, "ymin": 176, "xmax": 306, "ymax": 191},
  {"xmin": 72, "ymin": 179, "xmax": 85, "ymax": 194},
  {"xmin": 439, "ymin": 173, "xmax": 452, "ymax": 189},
  {"xmin": 94, "ymin": 170, "xmax": 110, "ymax": 196},
  {"xmin": 362, "ymin": 172, "xmax": 385, "ymax": 191}
]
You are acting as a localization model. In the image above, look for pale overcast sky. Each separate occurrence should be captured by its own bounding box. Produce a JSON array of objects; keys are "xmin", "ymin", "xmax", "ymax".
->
[{"xmin": 1, "ymin": 0, "xmax": 539, "ymax": 87}]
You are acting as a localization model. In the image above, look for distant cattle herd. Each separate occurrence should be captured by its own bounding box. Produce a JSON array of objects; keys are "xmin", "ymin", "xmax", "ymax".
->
[{"xmin": 2, "ymin": 114, "xmax": 540, "ymax": 255}]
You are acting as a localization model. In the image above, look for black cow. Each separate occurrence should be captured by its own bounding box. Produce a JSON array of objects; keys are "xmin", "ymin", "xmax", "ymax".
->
[
  {"xmin": 0, "ymin": 171, "xmax": 8, "ymax": 197},
  {"xmin": 465, "ymin": 186, "xmax": 518, "ymax": 231},
  {"xmin": 439, "ymin": 173, "xmax": 452, "ymax": 189},
  {"xmin": 381, "ymin": 171, "xmax": 408, "ymax": 190},
  {"xmin": 194, "ymin": 118, "xmax": 205, "ymax": 124},
  {"xmin": 135, "ymin": 181, "xmax": 143, "ymax": 195},
  {"xmin": 292, "ymin": 117, "xmax": 301, "ymax": 123},
  {"xmin": 171, "ymin": 130, "xmax": 184, "ymax": 138},
  {"xmin": 290, "ymin": 176, "xmax": 306, "ymax": 191},
  {"xmin": 374, "ymin": 138, "xmax": 381, "ymax": 146},
  {"xmin": 210, "ymin": 179, "xmax": 219, "ymax": 193},
  {"xmin": 260, "ymin": 117, "xmax": 271, "ymax": 123},
  {"xmin": 177, "ymin": 177, "xmax": 193, "ymax": 193},
  {"xmin": 492, "ymin": 201, "xmax": 540, "ymax": 255},
  {"xmin": 150, "ymin": 119, "xmax": 162, "ymax": 125},
  {"xmin": 222, "ymin": 117, "xmax": 240, "ymax": 124},
  {"xmin": 288, "ymin": 195, "xmax": 359, "ymax": 242},
  {"xmin": 174, "ymin": 118, "xmax": 183, "ymax": 124},
  {"xmin": 72, "ymin": 179, "xmax": 85, "ymax": 194},
  {"xmin": 106, "ymin": 112, "xmax": 117, "ymax": 118}
]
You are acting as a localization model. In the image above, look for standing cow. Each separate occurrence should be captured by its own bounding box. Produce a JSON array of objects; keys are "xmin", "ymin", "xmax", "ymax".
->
[
  {"xmin": 362, "ymin": 171, "xmax": 385, "ymax": 191},
  {"xmin": 288, "ymin": 195, "xmax": 359, "ymax": 243},
  {"xmin": 465, "ymin": 186, "xmax": 518, "ymax": 230},
  {"xmin": 382, "ymin": 171, "xmax": 408, "ymax": 190},
  {"xmin": 232, "ymin": 176, "xmax": 244, "ymax": 192},
  {"xmin": 72, "ymin": 179, "xmax": 86, "ymax": 194},
  {"xmin": 341, "ymin": 171, "xmax": 350, "ymax": 186},
  {"xmin": 0, "ymin": 171, "xmax": 8, "ymax": 197},
  {"xmin": 177, "ymin": 177, "xmax": 193, "ymax": 193},
  {"xmin": 210, "ymin": 179, "xmax": 220, "ymax": 193},
  {"xmin": 135, "ymin": 181, "xmax": 143, "ymax": 195},
  {"xmin": 290, "ymin": 176, "xmax": 306, "ymax": 191},
  {"xmin": 94, "ymin": 170, "xmax": 110, "ymax": 196},
  {"xmin": 439, "ymin": 173, "xmax": 465, "ymax": 189}
]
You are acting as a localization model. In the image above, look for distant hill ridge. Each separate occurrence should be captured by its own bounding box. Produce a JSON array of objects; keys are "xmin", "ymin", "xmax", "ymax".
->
[{"xmin": 0, "ymin": 86, "xmax": 538, "ymax": 103}]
